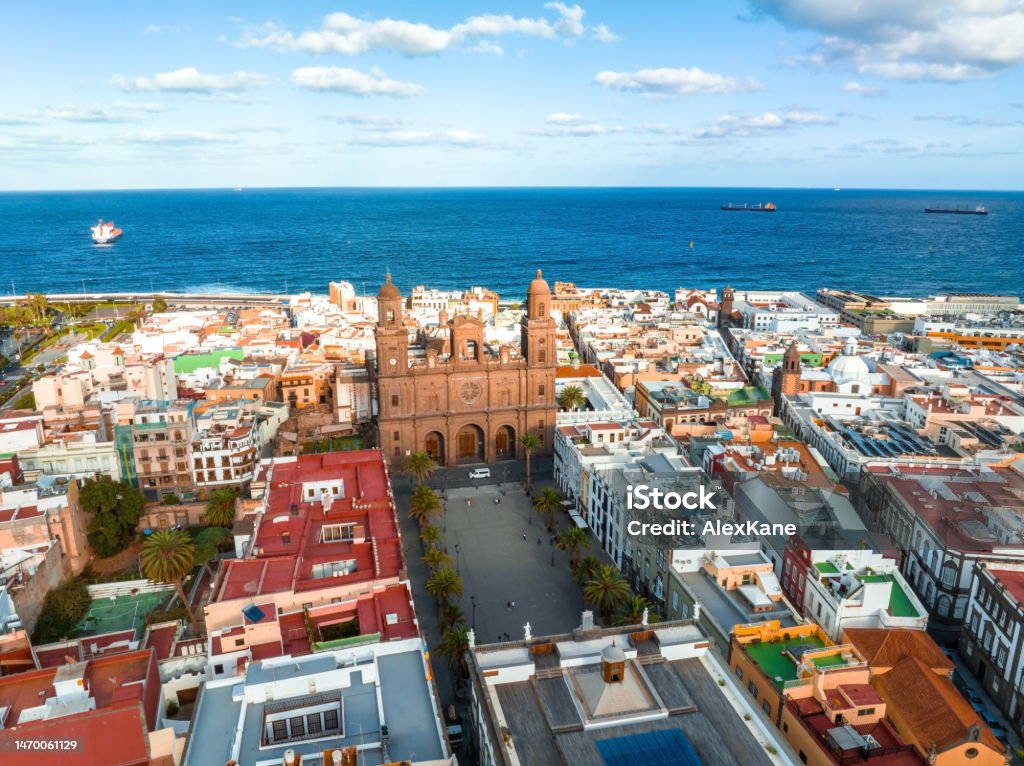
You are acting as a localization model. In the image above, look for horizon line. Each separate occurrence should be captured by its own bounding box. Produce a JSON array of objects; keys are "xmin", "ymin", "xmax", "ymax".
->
[{"xmin": 1, "ymin": 184, "xmax": 1022, "ymax": 194}]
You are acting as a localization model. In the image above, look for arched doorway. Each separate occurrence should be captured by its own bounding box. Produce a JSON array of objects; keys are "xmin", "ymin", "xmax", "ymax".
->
[
  {"xmin": 495, "ymin": 425, "xmax": 516, "ymax": 460},
  {"xmin": 424, "ymin": 431, "xmax": 446, "ymax": 467},
  {"xmin": 455, "ymin": 424, "xmax": 485, "ymax": 464}
]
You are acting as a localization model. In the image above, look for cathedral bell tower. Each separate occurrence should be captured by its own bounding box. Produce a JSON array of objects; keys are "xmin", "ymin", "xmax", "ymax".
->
[
  {"xmin": 375, "ymin": 274, "xmax": 408, "ymax": 377},
  {"xmin": 521, "ymin": 270, "xmax": 556, "ymax": 368}
]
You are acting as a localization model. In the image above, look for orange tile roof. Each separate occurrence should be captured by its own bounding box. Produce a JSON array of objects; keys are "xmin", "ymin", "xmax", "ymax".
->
[
  {"xmin": 874, "ymin": 656, "xmax": 1003, "ymax": 754},
  {"xmin": 842, "ymin": 629, "xmax": 953, "ymax": 673},
  {"xmin": 556, "ymin": 364, "xmax": 602, "ymax": 378}
]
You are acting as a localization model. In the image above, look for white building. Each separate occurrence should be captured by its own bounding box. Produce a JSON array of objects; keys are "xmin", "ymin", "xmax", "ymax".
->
[{"xmin": 797, "ymin": 550, "xmax": 928, "ymax": 640}]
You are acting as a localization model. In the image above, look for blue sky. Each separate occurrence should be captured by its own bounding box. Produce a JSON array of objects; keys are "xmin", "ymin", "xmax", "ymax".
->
[{"xmin": 1, "ymin": 1, "xmax": 1022, "ymax": 189}]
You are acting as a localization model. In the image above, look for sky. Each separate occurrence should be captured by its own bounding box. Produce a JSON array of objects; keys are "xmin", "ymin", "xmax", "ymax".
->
[{"xmin": 1, "ymin": 1, "xmax": 1022, "ymax": 190}]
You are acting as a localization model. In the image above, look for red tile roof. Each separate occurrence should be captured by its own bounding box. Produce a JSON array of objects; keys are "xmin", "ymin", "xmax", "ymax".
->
[
  {"xmin": 0, "ymin": 704, "xmax": 150, "ymax": 766},
  {"xmin": 989, "ymin": 568, "xmax": 1024, "ymax": 605}
]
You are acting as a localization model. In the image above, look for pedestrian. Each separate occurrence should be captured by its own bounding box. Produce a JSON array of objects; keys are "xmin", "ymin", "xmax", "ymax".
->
[
  {"xmin": 506, "ymin": 600, "xmax": 511, "ymax": 609},
  {"xmin": 537, "ymin": 537, "xmax": 542, "ymax": 544},
  {"xmin": 522, "ymin": 532, "xmax": 527, "ymax": 541},
  {"xmin": 510, "ymin": 601, "xmax": 515, "ymax": 608}
]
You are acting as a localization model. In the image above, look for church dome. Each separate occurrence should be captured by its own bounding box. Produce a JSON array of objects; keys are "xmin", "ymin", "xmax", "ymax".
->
[
  {"xmin": 827, "ymin": 337, "xmax": 871, "ymax": 385},
  {"xmin": 377, "ymin": 273, "xmax": 401, "ymax": 300},
  {"xmin": 601, "ymin": 641, "xmax": 625, "ymax": 663},
  {"xmin": 527, "ymin": 269, "xmax": 550, "ymax": 296}
]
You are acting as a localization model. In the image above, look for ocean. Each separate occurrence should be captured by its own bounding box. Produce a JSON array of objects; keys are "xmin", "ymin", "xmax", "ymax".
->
[{"xmin": 0, "ymin": 188, "xmax": 1021, "ymax": 298}]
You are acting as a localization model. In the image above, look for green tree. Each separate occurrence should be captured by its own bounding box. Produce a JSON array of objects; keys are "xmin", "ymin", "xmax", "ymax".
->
[
  {"xmin": 574, "ymin": 555, "xmax": 602, "ymax": 585},
  {"xmin": 426, "ymin": 567, "xmax": 463, "ymax": 605},
  {"xmin": 420, "ymin": 524, "xmax": 442, "ymax": 547},
  {"xmin": 532, "ymin": 487, "xmax": 563, "ymax": 531},
  {"xmin": 615, "ymin": 595, "xmax": 661, "ymax": 626},
  {"xmin": 439, "ymin": 623, "xmax": 471, "ymax": 675},
  {"xmin": 439, "ymin": 603, "xmax": 465, "ymax": 631},
  {"xmin": 203, "ymin": 487, "xmax": 238, "ymax": 527},
  {"xmin": 80, "ymin": 476, "xmax": 146, "ymax": 557},
  {"xmin": 12, "ymin": 391, "xmax": 35, "ymax": 410},
  {"xmin": 518, "ymin": 433, "xmax": 543, "ymax": 493},
  {"xmin": 409, "ymin": 485, "xmax": 441, "ymax": 526},
  {"xmin": 405, "ymin": 450, "xmax": 436, "ymax": 486},
  {"xmin": 31, "ymin": 577, "xmax": 91, "ymax": 644},
  {"xmin": 421, "ymin": 546, "xmax": 451, "ymax": 571},
  {"xmin": 153, "ymin": 296, "xmax": 168, "ymax": 313},
  {"xmin": 557, "ymin": 526, "xmax": 590, "ymax": 568},
  {"xmin": 584, "ymin": 564, "xmax": 630, "ymax": 622},
  {"xmin": 140, "ymin": 529, "xmax": 198, "ymax": 631},
  {"xmin": 26, "ymin": 293, "xmax": 49, "ymax": 326},
  {"xmin": 556, "ymin": 384, "xmax": 586, "ymax": 412}
]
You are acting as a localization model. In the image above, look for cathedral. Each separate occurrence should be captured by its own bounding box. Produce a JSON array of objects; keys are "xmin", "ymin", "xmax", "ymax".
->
[{"xmin": 373, "ymin": 270, "xmax": 557, "ymax": 467}]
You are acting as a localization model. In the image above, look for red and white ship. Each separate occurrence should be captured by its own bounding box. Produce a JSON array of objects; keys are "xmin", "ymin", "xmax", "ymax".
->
[{"xmin": 90, "ymin": 219, "xmax": 123, "ymax": 244}]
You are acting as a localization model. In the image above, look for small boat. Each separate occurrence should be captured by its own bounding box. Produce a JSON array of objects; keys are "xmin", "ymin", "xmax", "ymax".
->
[
  {"xmin": 721, "ymin": 202, "xmax": 776, "ymax": 212},
  {"xmin": 91, "ymin": 219, "xmax": 123, "ymax": 244},
  {"xmin": 925, "ymin": 206, "xmax": 987, "ymax": 215}
]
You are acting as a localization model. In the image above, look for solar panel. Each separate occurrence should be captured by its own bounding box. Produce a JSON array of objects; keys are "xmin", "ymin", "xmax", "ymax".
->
[
  {"xmin": 241, "ymin": 603, "xmax": 266, "ymax": 623},
  {"xmin": 596, "ymin": 729, "xmax": 704, "ymax": 766}
]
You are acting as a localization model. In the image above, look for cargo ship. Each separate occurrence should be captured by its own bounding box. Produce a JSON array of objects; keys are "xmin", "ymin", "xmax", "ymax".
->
[
  {"xmin": 924, "ymin": 206, "xmax": 987, "ymax": 215},
  {"xmin": 721, "ymin": 202, "xmax": 776, "ymax": 212},
  {"xmin": 91, "ymin": 219, "xmax": 123, "ymax": 244}
]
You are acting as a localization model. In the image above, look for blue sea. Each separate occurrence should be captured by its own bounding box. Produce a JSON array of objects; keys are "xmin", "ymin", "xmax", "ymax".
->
[{"xmin": 0, "ymin": 188, "xmax": 1021, "ymax": 298}]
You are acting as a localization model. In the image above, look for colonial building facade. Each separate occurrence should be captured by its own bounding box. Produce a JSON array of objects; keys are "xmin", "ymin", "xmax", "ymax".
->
[{"xmin": 374, "ymin": 271, "xmax": 557, "ymax": 466}]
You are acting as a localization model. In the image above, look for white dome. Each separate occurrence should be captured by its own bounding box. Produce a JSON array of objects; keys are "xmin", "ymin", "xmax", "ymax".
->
[{"xmin": 828, "ymin": 338, "xmax": 871, "ymax": 385}]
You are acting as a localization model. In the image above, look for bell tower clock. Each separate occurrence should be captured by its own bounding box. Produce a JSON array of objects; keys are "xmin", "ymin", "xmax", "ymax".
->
[{"xmin": 375, "ymin": 273, "xmax": 408, "ymax": 377}]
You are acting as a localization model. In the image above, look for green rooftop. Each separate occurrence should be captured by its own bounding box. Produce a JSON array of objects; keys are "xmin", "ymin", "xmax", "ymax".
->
[
  {"xmin": 725, "ymin": 386, "xmax": 769, "ymax": 406},
  {"xmin": 860, "ymin": 574, "xmax": 920, "ymax": 618},
  {"xmin": 174, "ymin": 349, "xmax": 245, "ymax": 374},
  {"xmin": 744, "ymin": 634, "xmax": 829, "ymax": 688},
  {"xmin": 814, "ymin": 562, "xmax": 840, "ymax": 574}
]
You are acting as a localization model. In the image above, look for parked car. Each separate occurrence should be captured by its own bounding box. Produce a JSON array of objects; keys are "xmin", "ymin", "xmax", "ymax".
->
[{"xmin": 468, "ymin": 467, "xmax": 491, "ymax": 480}]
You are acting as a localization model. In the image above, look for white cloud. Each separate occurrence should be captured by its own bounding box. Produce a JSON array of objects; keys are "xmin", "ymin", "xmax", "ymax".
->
[
  {"xmin": 347, "ymin": 129, "xmax": 495, "ymax": 148},
  {"xmin": 45, "ymin": 106, "xmax": 142, "ymax": 123},
  {"xmin": 234, "ymin": 4, "xmax": 615, "ymax": 56},
  {"xmin": 117, "ymin": 130, "xmax": 240, "ymax": 145},
  {"xmin": 111, "ymin": 67, "xmax": 271, "ymax": 93},
  {"xmin": 469, "ymin": 40, "xmax": 504, "ymax": 56},
  {"xmin": 593, "ymin": 67, "xmax": 763, "ymax": 97},
  {"xmin": 839, "ymin": 81, "xmax": 883, "ymax": 96},
  {"xmin": 914, "ymin": 113, "xmax": 1024, "ymax": 127},
  {"xmin": 327, "ymin": 113, "xmax": 414, "ymax": 130},
  {"xmin": 751, "ymin": 0, "xmax": 1024, "ymax": 82},
  {"xmin": 529, "ymin": 112, "xmax": 624, "ymax": 136},
  {"xmin": 694, "ymin": 110, "xmax": 836, "ymax": 138},
  {"xmin": 592, "ymin": 23, "xmax": 619, "ymax": 42},
  {"xmin": 291, "ymin": 67, "xmax": 423, "ymax": 97},
  {"xmin": 112, "ymin": 101, "xmax": 164, "ymax": 113}
]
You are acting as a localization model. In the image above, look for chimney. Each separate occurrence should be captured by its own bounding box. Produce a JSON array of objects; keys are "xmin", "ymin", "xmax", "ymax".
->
[{"xmin": 282, "ymin": 749, "xmax": 299, "ymax": 766}]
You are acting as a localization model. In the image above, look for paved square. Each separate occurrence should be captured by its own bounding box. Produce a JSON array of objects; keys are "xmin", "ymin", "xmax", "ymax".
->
[{"xmin": 443, "ymin": 482, "xmax": 586, "ymax": 644}]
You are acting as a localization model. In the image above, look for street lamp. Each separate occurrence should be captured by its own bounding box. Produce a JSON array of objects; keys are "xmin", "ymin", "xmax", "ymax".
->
[
  {"xmin": 470, "ymin": 595, "xmax": 477, "ymax": 631},
  {"xmin": 454, "ymin": 544, "xmax": 461, "ymax": 576}
]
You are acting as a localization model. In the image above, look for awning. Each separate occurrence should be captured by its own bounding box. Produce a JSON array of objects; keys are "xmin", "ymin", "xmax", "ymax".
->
[{"xmin": 567, "ymin": 509, "xmax": 588, "ymax": 529}]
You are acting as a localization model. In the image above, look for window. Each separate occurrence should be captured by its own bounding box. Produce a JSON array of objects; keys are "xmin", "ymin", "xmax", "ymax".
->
[
  {"xmin": 214, "ymin": 664, "xmax": 224, "ymax": 674},
  {"xmin": 782, "ymin": 722, "xmax": 788, "ymax": 733},
  {"xmin": 272, "ymin": 720, "xmax": 288, "ymax": 742},
  {"xmin": 671, "ymin": 591, "xmax": 679, "ymax": 612},
  {"xmin": 393, "ymin": 431, "xmax": 400, "ymax": 441},
  {"xmin": 858, "ymin": 708, "xmax": 875, "ymax": 716},
  {"xmin": 289, "ymin": 716, "xmax": 305, "ymax": 738},
  {"xmin": 281, "ymin": 532, "xmax": 291, "ymax": 545},
  {"xmin": 306, "ymin": 713, "xmax": 322, "ymax": 734},
  {"xmin": 799, "ymin": 752, "xmax": 808, "ymax": 764},
  {"xmin": 320, "ymin": 523, "xmax": 355, "ymax": 543},
  {"xmin": 323, "ymin": 709, "xmax": 340, "ymax": 731},
  {"xmin": 391, "ymin": 394, "xmax": 399, "ymax": 408},
  {"xmin": 735, "ymin": 666, "xmax": 743, "ymax": 680},
  {"xmin": 235, "ymin": 638, "xmax": 245, "ymax": 648},
  {"xmin": 747, "ymin": 680, "xmax": 757, "ymax": 697},
  {"xmin": 762, "ymin": 700, "xmax": 770, "ymax": 715},
  {"xmin": 539, "ymin": 384, "xmax": 546, "ymax": 398}
]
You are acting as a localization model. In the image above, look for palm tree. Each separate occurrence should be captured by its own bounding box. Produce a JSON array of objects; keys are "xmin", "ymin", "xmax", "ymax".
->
[
  {"xmin": 574, "ymin": 555, "xmax": 602, "ymax": 585},
  {"xmin": 405, "ymin": 450, "xmax": 436, "ymax": 486},
  {"xmin": 439, "ymin": 603, "xmax": 465, "ymax": 631},
  {"xmin": 556, "ymin": 384, "xmax": 586, "ymax": 412},
  {"xmin": 518, "ymin": 433, "xmax": 543, "ymax": 493},
  {"xmin": 409, "ymin": 485, "xmax": 441, "ymax": 526},
  {"xmin": 584, "ymin": 564, "xmax": 630, "ymax": 623},
  {"xmin": 532, "ymin": 487, "xmax": 563, "ymax": 531},
  {"xmin": 140, "ymin": 530, "xmax": 198, "ymax": 631},
  {"xmin": 616, "ymin": 595, "xmax": 661, "ymax": 626},
  {"xmin": 439, "ymin": 623, "xmax": 471, "ymax": 675},
  {"xmin": 557, "ymin": 526, "xmax": 590, "ymax": 568},
  {"xmin": 203, "ymin": 487, "xmax": 238, "ymax": 528},
  {"xmin": 426, "ymin": 567, "xmax": 463, "ymax": 604},
  {"xmin": 421, "ymin": 546, "xmax": 450, "ymax": 571},
  {"xmin": 419, "ymin": 524, "xmax": 442, "ymax": 547}
]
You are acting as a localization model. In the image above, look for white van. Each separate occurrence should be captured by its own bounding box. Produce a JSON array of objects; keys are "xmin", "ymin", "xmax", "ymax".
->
[{"xmin": 468, "ymin": 467, "xmax": 491, "ymax": 480}]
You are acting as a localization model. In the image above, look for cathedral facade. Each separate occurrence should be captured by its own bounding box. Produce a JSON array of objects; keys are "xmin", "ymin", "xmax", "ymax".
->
[{"xmin": 373, "ymin": 270, "xmax": 557, "ymax": 467}]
